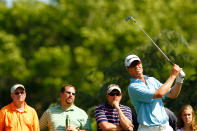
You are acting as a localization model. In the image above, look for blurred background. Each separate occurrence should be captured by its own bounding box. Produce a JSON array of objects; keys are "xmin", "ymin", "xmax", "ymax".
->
[{"xmin": 0, "ymin": 0, "xmax": 197, "ymax": 130}]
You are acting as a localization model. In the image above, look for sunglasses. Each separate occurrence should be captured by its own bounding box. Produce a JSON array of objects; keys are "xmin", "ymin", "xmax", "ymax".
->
[
  {"xmin": 108, "ymin": 92, "xmax": 121, "ymax": 96},
  {"xmin": 130, "ymin": 60, "xmax": 141, "ymax": 68},
  {"xmin": 15, "ymin": 91, "xmax": 25, "ymax": 95},
  {"xmin": 65, "ymin": 91, "xmax": 75, "ymax": 96}
]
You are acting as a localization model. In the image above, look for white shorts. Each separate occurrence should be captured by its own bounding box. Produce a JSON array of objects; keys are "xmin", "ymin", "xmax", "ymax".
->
[{"xmin": 137, "ymin": 122, "xmax": 173, "ymax": 131}]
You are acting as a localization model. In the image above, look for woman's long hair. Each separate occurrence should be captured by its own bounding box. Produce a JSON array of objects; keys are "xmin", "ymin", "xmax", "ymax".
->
[{"xmin": 177, "ymin": 105, "xmax": 197, "ymax": 130}]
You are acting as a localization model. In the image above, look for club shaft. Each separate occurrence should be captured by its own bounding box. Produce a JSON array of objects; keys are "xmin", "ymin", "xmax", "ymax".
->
[{"xmin": 129, "ymin": 17, "xmax": 174, "ymax": 65}]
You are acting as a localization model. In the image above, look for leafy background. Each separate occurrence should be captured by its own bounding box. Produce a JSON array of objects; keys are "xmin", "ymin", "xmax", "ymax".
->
[{"xmin": 0, "ymin": 0, "xmax": 197, "ymax": 130}]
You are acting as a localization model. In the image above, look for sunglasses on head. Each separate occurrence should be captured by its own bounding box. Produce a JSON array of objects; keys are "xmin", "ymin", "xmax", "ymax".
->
[
  {"xmin": 130, "ymin": 60, "xmax": 140, "ymax": 68},
  {"xmin": 14, "ymin": 91, "xmax": 25, "ymax": 95},
  {"xmin": 108, "ymin": 92, "xmax": 121, "ymax": 96},
  {"xmin": 65, "ymin": 91, "xmax": 75, "ymax": 96}
]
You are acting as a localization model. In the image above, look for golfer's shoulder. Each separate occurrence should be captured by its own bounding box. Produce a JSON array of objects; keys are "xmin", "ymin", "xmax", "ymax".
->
[{"xmin": 146, "ymin": 75, "xmax": 158, "ymax": 81}]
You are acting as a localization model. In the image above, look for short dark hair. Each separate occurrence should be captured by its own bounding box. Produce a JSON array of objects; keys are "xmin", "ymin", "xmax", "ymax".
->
[{"xmin": 60, "ymin": 84, "xmax": 76, "ymax": 93}]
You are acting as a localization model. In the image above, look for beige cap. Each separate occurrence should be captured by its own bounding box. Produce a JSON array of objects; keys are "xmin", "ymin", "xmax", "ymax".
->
[
  {"xmin": 11, "ymin": 84, "xmax": 25, "ymax": 93},
  {"xmin": 107, "ymin": 84, "xmax": 121, "ymax": 94}
]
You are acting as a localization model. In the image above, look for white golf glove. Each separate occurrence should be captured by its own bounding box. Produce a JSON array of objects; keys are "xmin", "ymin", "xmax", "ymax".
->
[{"xmin": 176, "ymin": 70, "xmax": 185, "ymax": 83}]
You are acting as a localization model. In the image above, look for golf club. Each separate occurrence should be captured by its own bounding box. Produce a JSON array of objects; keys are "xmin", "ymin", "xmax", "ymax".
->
[{"xmin": 126, "ymin": 16, "xmax": 185, "ymax": 77}]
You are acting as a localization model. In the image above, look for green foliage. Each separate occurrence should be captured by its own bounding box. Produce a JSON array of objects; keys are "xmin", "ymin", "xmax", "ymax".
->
[{"xmin": 0, "ymin": 0, "xmax": 197, "ymax": 130}]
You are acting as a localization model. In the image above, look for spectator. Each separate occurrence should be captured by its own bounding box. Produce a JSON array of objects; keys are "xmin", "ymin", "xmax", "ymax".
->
[
  {"xmin": 39, "ymin": 84, "xmax": 92, "ymax": 131},
  {"xmin": 131, "ymin": 108, "xmax": 139, "ymax": 131},
  {"xmin": 177, "ymin": 105, "xmax": 197, "ymax": 131},
  {"xmin": 165, "ymin": 107, "xmax": 177, "ymax": 131},
  {"xmin": 95, "ymin": 84, "xmax": 134, "ymax": 131},
  {"xmin": 0, "ymin": 84, "xmax": 40, "ymax": 131}
]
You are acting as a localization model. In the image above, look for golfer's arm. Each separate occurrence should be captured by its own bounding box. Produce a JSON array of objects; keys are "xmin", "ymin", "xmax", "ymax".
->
[
  {"xmin": 153, "ymin": 75, "xmax": 176, "ymax": 99},
  {"xmin": 98, "ymin": 121, "xmax": 123, "ymax": 131},
  {"xmin": 167, "ymin": 82, "xmax": 182, "ymax": 98},
  {"xmin": 117, "ymin": 108, "xmax": 133, "ymax": 130}
]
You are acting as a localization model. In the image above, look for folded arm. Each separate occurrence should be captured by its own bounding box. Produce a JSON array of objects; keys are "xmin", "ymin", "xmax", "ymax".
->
[
  {"xmin": 98, "ymin": 121, "xmax": 123, "ymax": 131},
  {"xmin": 113, "ymin": 101, "xmax": 133, "ymax": 131}
]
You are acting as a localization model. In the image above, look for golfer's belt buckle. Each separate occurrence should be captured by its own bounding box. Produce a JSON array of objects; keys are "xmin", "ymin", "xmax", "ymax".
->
[{"xmin": 159, "ymin": 124, "xmax": 166, "ymax": 130}]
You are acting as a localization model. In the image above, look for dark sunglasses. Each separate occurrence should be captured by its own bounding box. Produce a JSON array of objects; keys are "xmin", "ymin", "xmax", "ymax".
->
[
  {"xmin": 130, "ymin": 60, "xmax": 141, "ymax": 68},
  {"xmin": 108, "ymin": 92, "xmax": 121, "ymax": 96},
  {"xmin": 65, "ymin": 91, "xmax": 75, "ymax": 96},
  {"xmin": 15, "ymin": 91, "xmax": 25, "ymax": 95}
]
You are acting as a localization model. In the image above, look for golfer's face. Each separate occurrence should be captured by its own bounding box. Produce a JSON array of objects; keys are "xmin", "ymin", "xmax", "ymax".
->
[
  {"xmin": 61, "ymin": 86, "xmax": 75, "ymax": 105},
  {"xmin": 128, "ymin": 61, "xmax": 143, "ymax": 78}
]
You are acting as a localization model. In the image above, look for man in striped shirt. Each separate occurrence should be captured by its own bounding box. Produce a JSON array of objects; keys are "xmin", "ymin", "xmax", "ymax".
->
[{"xmin": 95, "ymin": 84, "xmax": 134, "ymax": 131}]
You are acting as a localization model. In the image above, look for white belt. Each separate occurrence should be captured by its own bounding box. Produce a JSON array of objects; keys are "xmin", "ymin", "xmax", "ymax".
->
[{"xmin": 139, "ymin": 122, "xmax": 169, "ymax": 130}]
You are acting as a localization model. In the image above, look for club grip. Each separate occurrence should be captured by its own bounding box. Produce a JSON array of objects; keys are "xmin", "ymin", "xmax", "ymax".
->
[{"xmin": 180, "ymin": 70, "xmax": 185, "ymax": 78}]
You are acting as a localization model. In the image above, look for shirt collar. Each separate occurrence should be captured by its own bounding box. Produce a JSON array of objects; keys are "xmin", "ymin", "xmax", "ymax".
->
[
  {"xmin": 130, "ymin": 75, "xmax": 148, "ymax": 83},
  {"xmin": 58, "ymin": 104, "xmax": 75, "ymax": 112},
  {"xmin": 105, "ymin": 102, "xmax": 112, "ymax": 108},
  {"xmin": 10, "ymin": 102, "xmax": 28, "ymax": 112}
]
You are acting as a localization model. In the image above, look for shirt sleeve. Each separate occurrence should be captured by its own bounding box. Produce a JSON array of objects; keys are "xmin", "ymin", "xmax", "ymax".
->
[
  {"xmin": 81, "ymin": 115, "xmax": 92, "ymax": 131},
  {"xmin": 0, "ymin": 109, "xmax": 5, "ymax": 131},
  {"xmin": 39, "ymin": 109, "xmax": 49, "ymax": 130},
  {"xmin": 94, "ymin": 105, "xmax": 108, "ymax": 124},
  {"xmin": 80, "ymin": 110, "xmax": 92, "ymax": 131},
  {"xmin": 123, "ymin": 106, "xmax": 132, "ymax": 122},
  {"xmin": 151, "ymin": 77, "xmax": 168, "ymax": 99},
  {"xmin": 129, "ymin": 84, "xmax": 154, "ymax": 103}
]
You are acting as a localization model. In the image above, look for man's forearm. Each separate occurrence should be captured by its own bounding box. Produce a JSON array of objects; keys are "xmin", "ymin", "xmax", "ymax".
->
[
  {"xmin": 117, "ymin": 108, "xmax": 133, "ymax": 130},
  {"xmin": 98, "ymin": 121, "xmax": 123, "ymax": 131},
  {"xmin": 153, "ymin": 75, "xmax": 176, "ymax": 98},
  {"xmin": 167, "ymin": 82, "xmax": 182, "ymax": 98}
]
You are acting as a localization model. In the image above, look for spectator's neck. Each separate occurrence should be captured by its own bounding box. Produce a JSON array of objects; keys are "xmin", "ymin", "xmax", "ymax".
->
[
  {"xmin": 183, "ymin": 124, "xmax": 192, "ymax": 131},
  {"xmin": 13, "ymin": 101, "xmax": 25, "ymax": 109},
  {"xmin": 61, "ymin": 103, "xmax": 73, "ymax": 110}
]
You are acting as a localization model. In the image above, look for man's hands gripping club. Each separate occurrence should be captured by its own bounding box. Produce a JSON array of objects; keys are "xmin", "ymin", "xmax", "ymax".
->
[
  {"xmin": 154, "ymin": 64, "xmax": 184, "ymax": 99},
  {"xmin": 175, "ymin": 70, "xmax": 185, "ymax": 83}
]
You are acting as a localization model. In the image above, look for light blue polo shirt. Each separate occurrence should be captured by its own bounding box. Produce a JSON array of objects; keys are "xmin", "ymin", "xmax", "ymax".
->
[{"xmin": 128, "ymin": 75, "xmax": 169, "ymax": 126}]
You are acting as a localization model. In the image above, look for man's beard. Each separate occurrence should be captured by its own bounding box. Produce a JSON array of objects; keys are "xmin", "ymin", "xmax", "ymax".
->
[{"xmin": 66, "ymin": 99, "xmax": 73, "ymax": 104}]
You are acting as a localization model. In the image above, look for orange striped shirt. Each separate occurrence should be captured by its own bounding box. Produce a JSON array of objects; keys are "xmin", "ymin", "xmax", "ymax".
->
[{"xmin": 0, "ymin": 102, "xmax": 40, "ymax": 131}]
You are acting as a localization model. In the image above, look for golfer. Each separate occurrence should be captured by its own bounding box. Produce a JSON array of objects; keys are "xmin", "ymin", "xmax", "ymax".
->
[{"xmin": 125, "ymin": 54, "xmax": 185, "ymax": 131}]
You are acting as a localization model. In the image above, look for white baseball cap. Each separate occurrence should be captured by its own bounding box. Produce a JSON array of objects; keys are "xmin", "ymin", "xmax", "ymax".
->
[
  {"xmin": 125, "ymin": 54, "xmax": 141, "ymax": 67},
  {"xmin": 107, "ymin": 84, "xmax": 121, "ymax": 94},
  {"xmin": 11, "ymin": 84, "xmax": 25, "ymax": 93}
]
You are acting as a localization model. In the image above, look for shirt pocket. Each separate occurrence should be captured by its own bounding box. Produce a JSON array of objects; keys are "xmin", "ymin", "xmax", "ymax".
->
[
  {"xmin": 70, "ymin": 118, "xmax": 82, "ymax": 129},
  {"xmin": 22, "ymin": 113, "xmax": 34, "ymax": 129}
]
